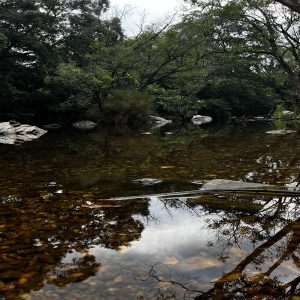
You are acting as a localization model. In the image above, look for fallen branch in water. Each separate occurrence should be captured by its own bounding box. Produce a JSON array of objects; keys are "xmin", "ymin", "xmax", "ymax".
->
[{"xmin": 103, "ymin": 189, "xmax": 300, "ymax": 201}]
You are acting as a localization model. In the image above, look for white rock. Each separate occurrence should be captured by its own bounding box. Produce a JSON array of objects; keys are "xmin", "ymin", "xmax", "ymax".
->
[
  {"xmin": 282, "ymin": 110, "xmax": 294, "ymax": 116},
  {"xmin": 0, "ymin": 122, "xmax": 47, "ymax": 144},
  {"xmin": 266, "ymin": 130, "xmax": 296, "ymax": 135},
  {"xmin": 192, "ymin": 115, "xmax": 213, "ymax": 125},
  {"xmin": 149, "ymin": 116, "xmax": 172, "ymax": 129}
]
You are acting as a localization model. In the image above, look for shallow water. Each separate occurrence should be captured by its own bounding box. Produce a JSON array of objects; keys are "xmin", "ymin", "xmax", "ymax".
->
[{"xmin": 1, "ymin": 122, "xmax": 300, "ymax": 299}]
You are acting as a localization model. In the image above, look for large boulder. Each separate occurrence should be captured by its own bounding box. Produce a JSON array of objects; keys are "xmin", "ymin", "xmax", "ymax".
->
[
  {"xmin": 149, "ymin": 116, "xmax": 172, "ymax": 129},
  {"xmin": 0, "ymin": 121, "xmax": 47, "ymax": 144},
  {"xmin": 72, "ymin": 120, "xmax": 97, "ymax": 131},
  {"xmin": 191, "ymin": 115, "xmax": 213, "ymax": 125}
]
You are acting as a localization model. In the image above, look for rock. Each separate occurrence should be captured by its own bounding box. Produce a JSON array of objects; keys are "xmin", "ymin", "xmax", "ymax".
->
[
  {"xmin": 141, "ymin": 132, "xmax": 152, "ymax": 135},
  {"xmin": 282, "ymin": 110, "xmax": 294, "ymax": 116},
  {"xmin": 42, "ymin": 124, "xmax": 61, "ymax": 130},
  {"xmin": 149, "ymin": 116, "xmax": 172, "ymax": 129},
  {"xmin": 191, "ymin": 115, "xmax": 213, "ymax": 125},
  {"xmin": 132, "ymin": 178, "xmax": 162, "ymax": 186},
  {"xmin": 165, "ymin": 132, "xmax": 173, "ymax": 135},
  {"xmin": 0, "ymin": 135, "xmax": 18, "ymax": 145},
  {"xmin": 72, "ymin": 120, "xmax": 97, "ymax": 131},
  {"xmin": 266, "ymin": 130, "xmax": 296, "ymax": 135},
  {"xmin": 201, "ymin": 179, "xmax": 271, "ymax": 191},
  {"xmin": 0, "ymin": 122, "xmax": 47, "ymax": 145}
]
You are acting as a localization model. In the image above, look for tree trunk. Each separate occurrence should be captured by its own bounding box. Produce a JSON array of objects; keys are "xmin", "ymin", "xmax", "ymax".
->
[{"xmin": 95, "ymin": 91, "xmax": 107, "ymax": 114}]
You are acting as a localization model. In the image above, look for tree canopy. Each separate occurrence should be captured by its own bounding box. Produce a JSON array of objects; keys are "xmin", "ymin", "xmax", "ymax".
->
[{"xmin": 1, "ymin": 0, "xmax": 299, "ymax": 124}]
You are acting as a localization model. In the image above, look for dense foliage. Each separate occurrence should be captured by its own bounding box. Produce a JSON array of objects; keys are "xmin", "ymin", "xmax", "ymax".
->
[{"xmin": 0, "ymin": 0, "xmax": 299, "ymax": 125}]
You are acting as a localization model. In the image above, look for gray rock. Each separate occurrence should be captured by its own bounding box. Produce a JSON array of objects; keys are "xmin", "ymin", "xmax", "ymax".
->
[
  {"xmin": 0, "ymin": 122, "xmax": 47, "ymax": 145},
  {"xmin": 132, "ymin": 178, "xmax": 162, "ymax": 186},
  {"xmin": 266, "ymin": 130, "xmax": 296, "ymax": 135},
  {"xmin": 191, "ymin": 115, "xmax": 213, "ymax": 125},
  {"xmin": 72, "ymin": 120, "xmax": 97, "ymax": 131},
  {"xmin": 201, "ymin": 179, "xmax": 271, "ymax": 191},
  {"xmin": 149, "ymin": 116, "xmax": 172, "ymax": 129}
]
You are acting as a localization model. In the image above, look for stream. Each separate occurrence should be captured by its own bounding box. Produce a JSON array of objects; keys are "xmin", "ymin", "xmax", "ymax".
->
[{"xmin": 0, "ymin": 122, "xmax": 300, "ymax": 299}]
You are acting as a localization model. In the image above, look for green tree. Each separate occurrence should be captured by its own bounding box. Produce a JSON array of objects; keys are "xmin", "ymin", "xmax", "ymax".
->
[
  {"xmin": 0, "ymin": 0, "xmax": 122, "ymax": 121},
  {"xmin": 187, "ymin": 0, "xmax": 300, "ymax": 110}
]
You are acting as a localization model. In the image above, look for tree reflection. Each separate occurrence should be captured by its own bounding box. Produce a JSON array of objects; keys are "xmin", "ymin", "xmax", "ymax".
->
[
  {"xmin": 138, "ymin": 192, "xmax": 300, "ymax": 299},
  {"xmin": 0, "ymin": 190, "xmax": 149, "ymax": 299},
  {"xmin": 195, "ymin": 219, "xmax": 300, "ymax": 299},
  {"xmin": 185, "ymin": 193, "xmax": 300, "ymax": 299}
]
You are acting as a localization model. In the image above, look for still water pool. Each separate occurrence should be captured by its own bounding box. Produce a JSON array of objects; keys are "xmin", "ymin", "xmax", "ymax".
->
[{"xmin": 0, "ymin": 123, "xmax": 300, "ymax": 299}]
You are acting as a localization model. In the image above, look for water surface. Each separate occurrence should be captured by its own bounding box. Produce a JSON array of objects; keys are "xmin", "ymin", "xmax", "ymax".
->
[{"xmin": 0, "ymin": 123, "xmax": 300, "ymax": 299}]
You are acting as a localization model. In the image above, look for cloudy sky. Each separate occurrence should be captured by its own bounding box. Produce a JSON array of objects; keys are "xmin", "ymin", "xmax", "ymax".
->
[{"xmin": 109, "ymin": 0, "xmax": 186, "ymax": 35}]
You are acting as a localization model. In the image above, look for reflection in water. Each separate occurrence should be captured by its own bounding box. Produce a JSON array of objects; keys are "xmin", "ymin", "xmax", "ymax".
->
[
  {"xmin": 1, "ymin": 123, "xmax": 300, "ymax": 299},
  {"xmin": 187, "ymin": 193, "xmax": 300, "ymax": 299},
  {"xmin": 0, "ymin": 190, "xmax": 148, "ymax": 299},
  {"xmin": 132, "ymin": 193, "xmax": 300, "ymax": 299}
]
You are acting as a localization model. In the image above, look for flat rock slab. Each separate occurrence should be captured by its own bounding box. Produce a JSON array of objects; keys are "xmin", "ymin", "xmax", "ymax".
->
[
  {"xmin": 266, "ymin": 130, "xmax": 296, "ymax": 135},
  {"xmin": 201, "ymin": 179, "xmax": 271, "ymax": 191}
]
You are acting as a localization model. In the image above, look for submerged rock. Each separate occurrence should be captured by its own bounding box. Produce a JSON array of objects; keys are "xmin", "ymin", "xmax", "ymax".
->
[
  {"xmin": 42, "ymin": 124, "xmax": 62, "ymax": 130},
  {"xmin": 0, "ymin": 121, "xmax": 47, "ymax": 144},
  {"xmin": 201, "ymin": 179, "xmax": 271, "ymax": 191},
  {"xmin": 132, "ymin": 178, "xmax": 162, "ymax": 186},
  {"xmin": 149, "ymin": 116, "xmax": 172, "ymax": 129},
  {"xmin": 191, "ymin": 115, "xmax": 213, "ymax": 125},
  {"xmin": 72, "ymin": 120, "xmax": 97, "ymax": 131},
  {"xmin": 266, "ymin": 130, "xmax": 296, "ymax": 135}
]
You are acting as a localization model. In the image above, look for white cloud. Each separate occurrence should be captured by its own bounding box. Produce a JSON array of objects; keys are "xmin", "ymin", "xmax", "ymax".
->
[{"xmin": 109, "ymin": 0, "xmax": 184, "ymax": 35}]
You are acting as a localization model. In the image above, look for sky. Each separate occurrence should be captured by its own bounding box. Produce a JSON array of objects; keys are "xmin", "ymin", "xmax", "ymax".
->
[{"xmin": 109, "ymin": 0, "xmax": 185, "ymax": 35}]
